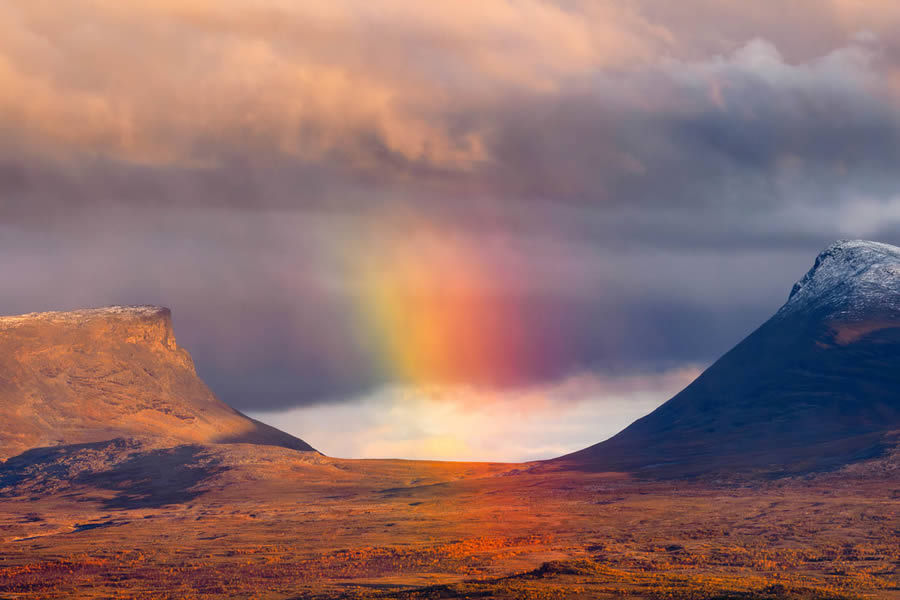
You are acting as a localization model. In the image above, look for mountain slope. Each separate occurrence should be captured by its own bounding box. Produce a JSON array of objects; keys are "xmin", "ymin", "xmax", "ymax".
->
[
  {"xmin": 560, "ymin": 240, "xmax": 900, "ymax": 476},
  {"xmin": 0, "ymin": 306, "xmax": 316, "ymax": 459}
]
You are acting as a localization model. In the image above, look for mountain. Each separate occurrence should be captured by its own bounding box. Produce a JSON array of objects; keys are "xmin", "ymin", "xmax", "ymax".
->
[
  {"xmin": 0, "ymin": 306, "xmax": 315, "ymax": 460},
  {"xmin": 560, "ymin": 240, "xmax": 900, "ymax": 476}
]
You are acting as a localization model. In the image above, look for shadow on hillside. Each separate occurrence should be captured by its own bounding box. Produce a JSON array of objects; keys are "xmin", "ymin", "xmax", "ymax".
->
[
  {"xmin": 0, "ymin": 440, "xmax": 228, "ymax": 509},
  {"xmin": 73, "ymin": 445, "xmax": 229, "ymax": 509}
]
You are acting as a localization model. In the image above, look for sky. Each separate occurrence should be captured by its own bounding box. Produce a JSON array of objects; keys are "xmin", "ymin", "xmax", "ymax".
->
[{"xmin": 3, "ymin": 1, "xmax": 900, "ymax": 461}]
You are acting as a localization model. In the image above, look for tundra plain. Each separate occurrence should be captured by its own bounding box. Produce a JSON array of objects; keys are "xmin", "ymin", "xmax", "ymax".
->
[{"xmin": 1, "ymin": 441, "xmax": 897, "ymax": 600}]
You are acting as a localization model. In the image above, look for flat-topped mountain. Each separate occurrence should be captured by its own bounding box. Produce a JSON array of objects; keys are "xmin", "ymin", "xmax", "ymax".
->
[
  {"xmin": 0, "ymin": 306, "xmax": 315, "ymax": 459},
  {"xmin": 561, "ymin": 240, "xmax": 900, "ymax": 476}
]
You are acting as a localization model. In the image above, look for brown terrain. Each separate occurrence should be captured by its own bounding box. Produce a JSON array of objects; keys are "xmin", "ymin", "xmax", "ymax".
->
[{"xmin": 1, "ymin": 241, "xmax": 899, "ymax": 599}]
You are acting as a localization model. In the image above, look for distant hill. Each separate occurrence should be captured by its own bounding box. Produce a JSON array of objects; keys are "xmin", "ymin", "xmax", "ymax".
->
[
  {"xmin": 559, "ymin": 240, "xmax": 900, "ymax": 476},
  {"xmin": 0, "ymin": 306, "xmax": 315, "ymax": 459}
]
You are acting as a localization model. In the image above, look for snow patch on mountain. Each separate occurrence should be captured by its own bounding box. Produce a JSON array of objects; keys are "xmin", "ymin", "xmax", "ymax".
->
[{"xmin": 781, "ymin": 240, "xmax": 900, "ymax": 318}]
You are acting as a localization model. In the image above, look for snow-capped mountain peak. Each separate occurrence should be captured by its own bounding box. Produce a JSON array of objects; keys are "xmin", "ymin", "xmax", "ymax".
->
[{"xmin": 781, "ymin": 240, "xmax": 900, "ymax": 318}]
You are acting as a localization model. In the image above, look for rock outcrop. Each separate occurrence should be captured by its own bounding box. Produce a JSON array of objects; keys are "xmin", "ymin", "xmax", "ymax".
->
[{"xmin": 0, "ymin": 306, "xmax": 315, "ymax": 459}]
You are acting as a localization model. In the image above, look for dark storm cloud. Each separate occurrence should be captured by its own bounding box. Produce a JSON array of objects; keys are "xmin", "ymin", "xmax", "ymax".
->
[
  {"xmin": 0, "ymin": 209, "xmax": 811, "ymax": 410},
  {"xmin": 4, "ymin": 2, "xmax": 900, "ymax": 409}
]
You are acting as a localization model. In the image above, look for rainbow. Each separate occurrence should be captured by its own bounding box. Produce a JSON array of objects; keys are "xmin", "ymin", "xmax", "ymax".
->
[{"xmin": 347, "ymin": 218, "xmax": 536, "ymax": 387}]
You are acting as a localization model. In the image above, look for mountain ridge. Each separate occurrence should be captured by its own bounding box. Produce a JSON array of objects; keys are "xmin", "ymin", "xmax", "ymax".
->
[{"xmin": 0, "ymin": 305, "xmax": 316, "ymax": 459}]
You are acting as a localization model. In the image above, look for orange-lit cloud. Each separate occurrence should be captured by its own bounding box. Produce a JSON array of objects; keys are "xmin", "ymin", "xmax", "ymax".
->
[
  {"xmin": 4, "ymin": 1, "xmax": 900, "ymax": 170},
  {"xmin": 3, "ymin": 1, "xmax": 899, "ymax": 209},
  {"xmin": 0, "ymin": 0, "xmax": 666, "ymax": 168}
]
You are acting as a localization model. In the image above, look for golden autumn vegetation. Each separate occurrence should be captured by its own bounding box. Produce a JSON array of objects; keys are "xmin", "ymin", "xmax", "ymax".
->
[{"xmin": 0, "ymin": 443, "xmax": 897, "ymax": 599}]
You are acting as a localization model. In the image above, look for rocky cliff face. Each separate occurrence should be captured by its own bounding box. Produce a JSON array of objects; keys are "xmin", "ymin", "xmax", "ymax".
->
[
  {"xmin": 561, "ymin": 240, "xmax": 900, "ymax": 476},
  {"xmin": 0, "ymin": 306, "xmax": 315, "ymax": 459}
]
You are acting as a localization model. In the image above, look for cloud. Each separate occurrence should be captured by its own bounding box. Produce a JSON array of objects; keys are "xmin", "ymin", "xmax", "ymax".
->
[
  {"xmin": 2, "ymin": 21, "xmax": 897, "ymax": 228},
  {"xmin": 4, "ymin": 0, "xmax": 894, "ymax": 190},
  {"xmin": 0, "ymin": 0, "xmax": 663, "ymax": 169},
  {"xmin": 248, "ymin": 366, "xmax": 702, "ymax": 461}
]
